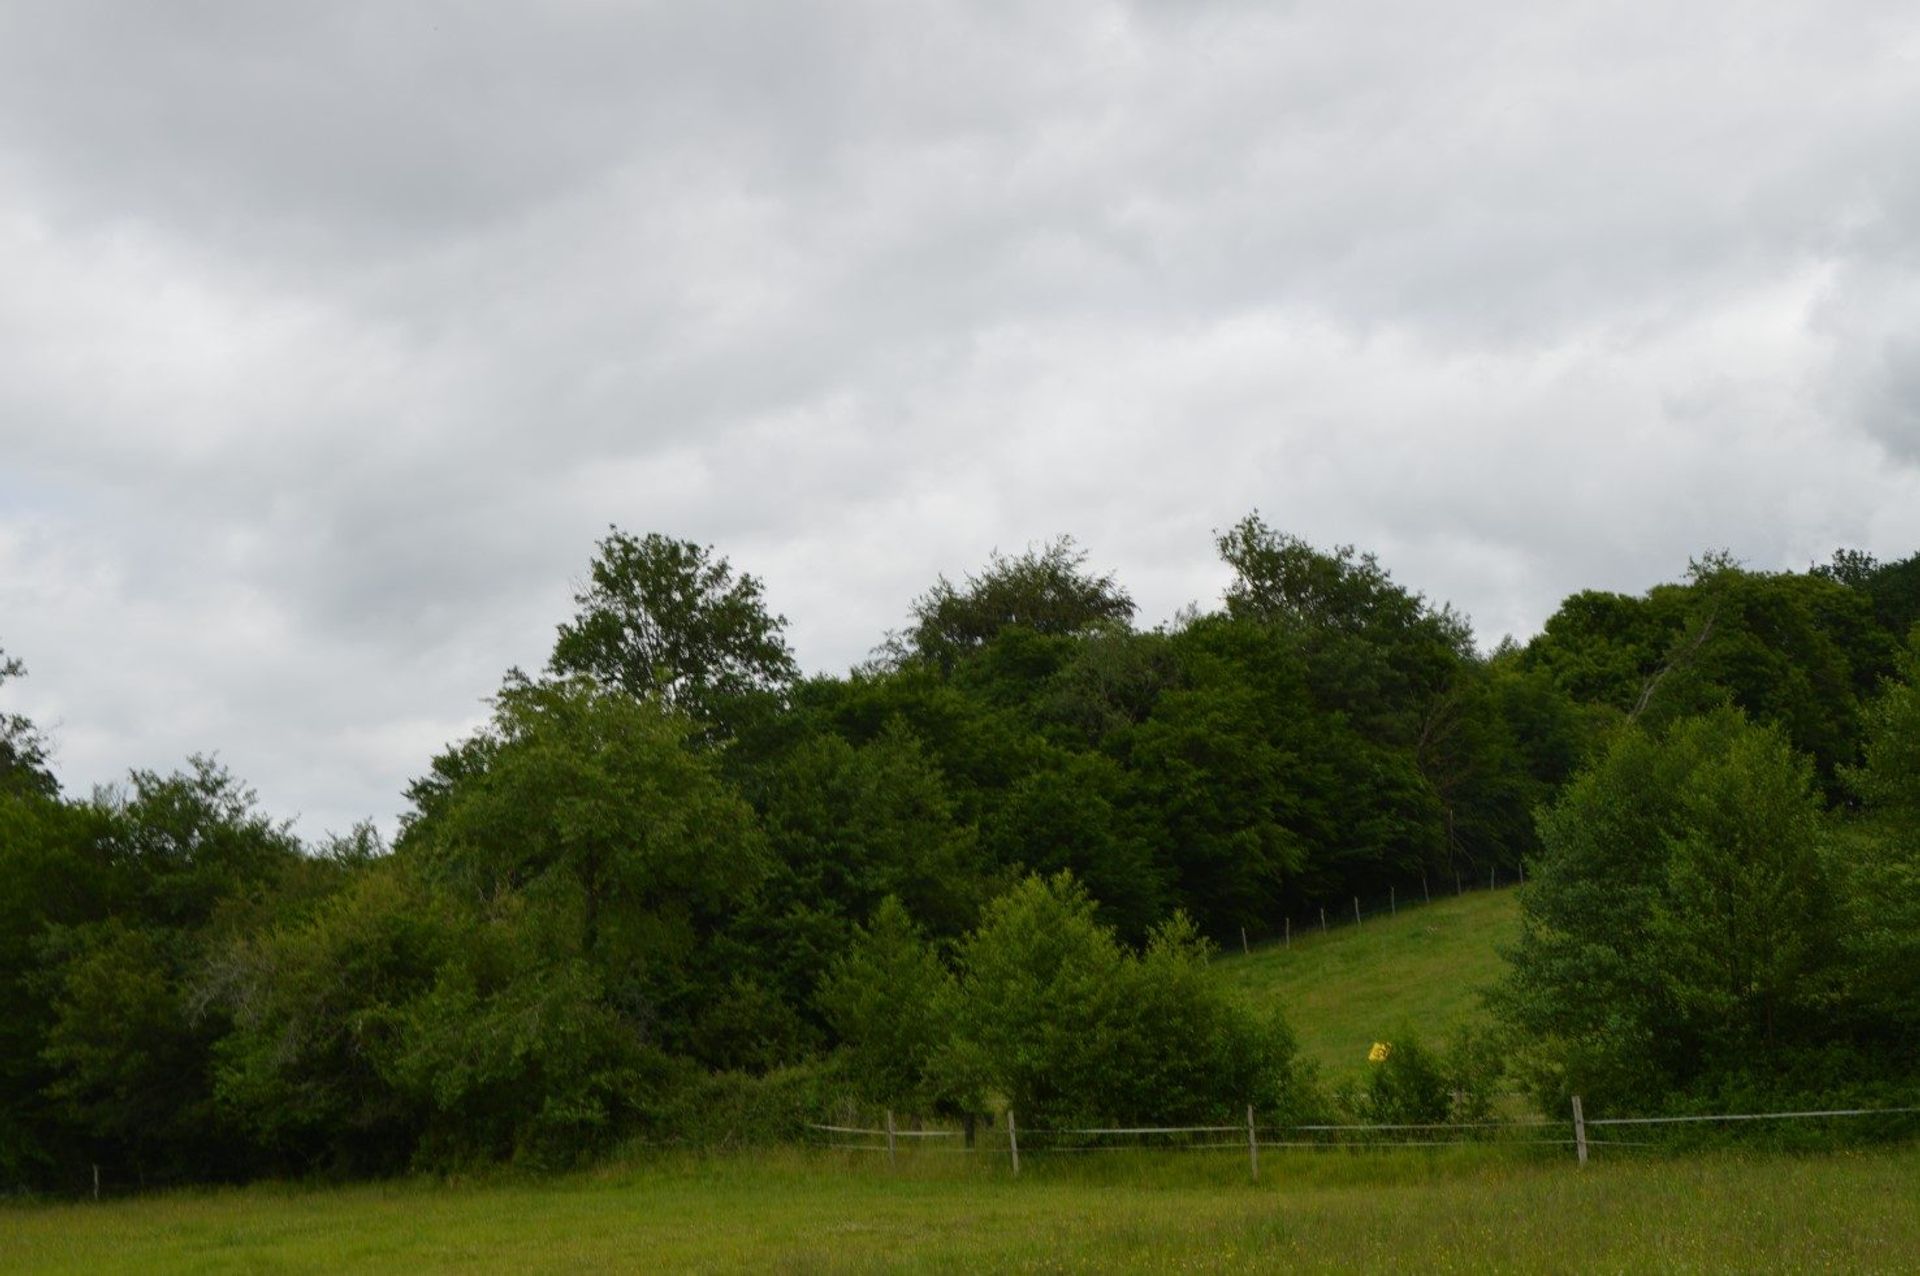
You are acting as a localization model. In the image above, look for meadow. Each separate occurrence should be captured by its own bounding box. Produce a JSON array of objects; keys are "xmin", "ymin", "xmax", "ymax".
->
[
  {"xmin": 11, "ymin": 886, "xmax": 1911, "ymax": 1273},
  {"xmin": 1211, "ymin": 885, "xmax": 1521, "ymax": 1083},
  {"xmin": 5, "ymin": 1143, "xmax": 1917, "ymax": 1273}
]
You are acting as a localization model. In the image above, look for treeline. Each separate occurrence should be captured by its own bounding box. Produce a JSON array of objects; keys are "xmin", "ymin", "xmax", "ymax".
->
[{"xmin": 2, "ymin": 519, "xmax": 1917, "ymax": 1188}]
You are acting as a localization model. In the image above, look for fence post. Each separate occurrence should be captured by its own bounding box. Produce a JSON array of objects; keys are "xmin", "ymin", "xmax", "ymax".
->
[
  {"xmin": 1285, "ymin": 916, "xmax": 1291, "ymax": 949},
  {"xmin": 1490, "ymin": 866, "xmax": 1496, "ymax": 891},
  {"xmin": 1320, "ymin": 907, "xmax": 1327, "ymax": 934},
  {"xmin": 1353, "ymin": 897, "xmax": 1361, "ymax": 927},
  {"xmin": 1246, "ymin": 1105, "xmax": 1260, "ymax": 1183},
  {"xmin": 1571, "ymin": 1095, "xmax": 1588, "ymax": 1168},
  {"xmin": 1241, "ymin": 926, "xmax": 1249, "ymax": 956},
  {"xmin": 92, "ymin": 1164, "xmax": 99, "ymax": 1202},
  {"xmin": 886, "ymin": 1109, "xmax": 897, "ymax": 1169},
  {"xmin": 1008, "ymin": 1109, "xmax": 1020, "ymax": 1175},
  {"xmin": 1390, "ymin": 885, "xmax": 1396, "ymax": 916},
  {"xmin": 1422, "ymin": 871, "xmax": 1430, "ymax": 903},
  {"xmin": 1454, "ymin": 871, "xmax": 1462, "ymax": 895}
]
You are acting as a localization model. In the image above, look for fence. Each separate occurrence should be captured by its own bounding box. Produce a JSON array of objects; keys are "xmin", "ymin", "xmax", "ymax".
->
[
  {"xmin": 809, "ymin": 1099, "xmax": 1920, "ymax": 1179},
  {"xmin": 1232, "ymin": 863, "xmax": 1524, "ymax": 957}
]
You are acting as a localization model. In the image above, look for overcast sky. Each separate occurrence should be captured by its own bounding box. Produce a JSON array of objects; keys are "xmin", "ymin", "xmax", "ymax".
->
[{"xmin": 4, "ymin": 1, "xmax": 1919, "ymax": 840}]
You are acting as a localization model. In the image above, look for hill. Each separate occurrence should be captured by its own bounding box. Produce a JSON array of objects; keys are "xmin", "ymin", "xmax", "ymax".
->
[{"xmin": 1211, "ymin": 886, "xmax": 1522, "ymax": 1083}]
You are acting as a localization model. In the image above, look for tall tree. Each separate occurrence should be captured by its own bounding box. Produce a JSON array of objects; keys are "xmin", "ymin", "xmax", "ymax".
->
[
  {"xmin": 0, "ymin": 645, "xmax": 56, "ymax": 798},
  {"xmin": 550, "ymin": 529, "xmax": 799, "ymax": 728},
  {"xmin": 1495, "ymin": 710, "xmax": 1843, "ymax": 1110},
  {"xmin": 903, "ymin": 537, "xmax": 1135, "ymax": 673}
]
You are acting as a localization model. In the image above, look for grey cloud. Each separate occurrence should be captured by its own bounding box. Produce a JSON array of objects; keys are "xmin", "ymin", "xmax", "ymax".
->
[{"xmin": 4, "ymin": 0, "xmax": 1920, "ymax": 838}]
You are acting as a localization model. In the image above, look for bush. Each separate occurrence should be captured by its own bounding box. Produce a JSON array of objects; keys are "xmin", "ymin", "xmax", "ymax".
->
[{"xmin": 954, "ymin": 874, "xmax": 1309, "ymax": 1126}]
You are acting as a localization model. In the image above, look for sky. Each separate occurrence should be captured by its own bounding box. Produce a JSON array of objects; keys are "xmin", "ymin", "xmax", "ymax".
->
[{"xmin": 4, "ymin": 0, "xmax": 1919, "ymax": 841}]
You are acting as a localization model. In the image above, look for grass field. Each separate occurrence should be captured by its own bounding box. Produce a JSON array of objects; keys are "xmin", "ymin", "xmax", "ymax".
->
[
  {"xmin": 9, "ymin": 886, "xmax": 1914, "ymax": 1271},
  {"xmin": 5, "ymin": 1144, "xmax": 1918, "ymax": 1273},
  {"xmin": 1211, "ymin": 886, "xmax": 1521, "ymax": 1083}
]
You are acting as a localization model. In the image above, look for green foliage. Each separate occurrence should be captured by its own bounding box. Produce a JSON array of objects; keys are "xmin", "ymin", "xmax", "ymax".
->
[
  {"xmin": 400, "ymin": 675, "xmax": 767, "ymax": 1047},
  {"xmin": 1832, "ymin": 639, "xmax": 1920, "ymax": 1045},
  {"xmin": 208, "ymin": 865, "xmax": 450, "ymax": 1175},
  {"xmin": 815, "ymin": 898, "xmax": 960, "ymax": 1114},
  {"xmin": 1526, "ymin": 561, "xmax": 1897, "ymax": 792},
  {"xmin": 902, "ymin": 537, "xmax": 1135, "ymax": 672},
  {"xmin": 980, "ymin": 750, "xmax": 1164, "ymax": 939},
  {"xmin": 1359, "ymin": 1033, "xmax": 1451, "ymax": 1125},
  {"xmin": 383, "ymin": 948, "xmax": 668, "ymax": 1170},
  {"xmin": 0, "ymin": 759, "xmax": 302, "ymax": 1187},
  {"xmin": 0, "ymin": 645, "xmax": 57, "ymax": 799},
  {"xmin": 1495, "ymin": 710, "xmax": 1849, "ymax": 1112},
  {"xmin": 550, "ymin": 528, "xmax": 798, "ymax": 729},
  {"xmin": 11, "ymin": 523, "xmax": 1920, "ymax": 1191},
  {"xmin": 1815, "ymin": 547, "xmax": 1920, "ymax": 642},
  {"xmin": 952, "ymin": 874, "xmax": 1304, "ymax": 1125}
]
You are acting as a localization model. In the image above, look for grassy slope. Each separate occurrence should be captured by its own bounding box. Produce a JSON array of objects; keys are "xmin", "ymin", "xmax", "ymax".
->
[
  {"xmin": 6, "ymin": 1147, "xmax": 1919, "ymax": 1273},
  {"xmin": 1212, "ymin": 887, "xmax": 1522, "ymax": 1083}
]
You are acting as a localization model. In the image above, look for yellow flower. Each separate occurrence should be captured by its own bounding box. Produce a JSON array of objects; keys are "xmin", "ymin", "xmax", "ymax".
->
[{"xmin": 1368, "ymin": 1041, "xmax": 1392, "ymax": 1064}]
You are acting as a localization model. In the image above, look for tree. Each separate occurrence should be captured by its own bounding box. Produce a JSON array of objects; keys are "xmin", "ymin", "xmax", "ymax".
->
[
  {"xmin": 1833, "ymin": 636, "xmax": 1920, "ymax": 1045},
  {"xmin": 815, "ymin": 897, "xmax": 958, "ymax": 1115},
  {"xmin": 398, "ymin": 675, "xmax": 768, "ymax": 1060},
  {"xmin": 903, "ymin": 537, "xmax": 1135, "ymax": 673},
  {"xmin": 550, "ymin": 529, "xmax": 798, "ymax": 729},
  {"xmin": 951, "ymin": 874, "xmax": 1301, "ymax": 1125},
  {"xmin": 0, "ymin": 645, "xmax": 56, "ymax": 798},
  {"xmin": 1495, "ymin": 710, "xmax": 1844, "ymax": 1111}
]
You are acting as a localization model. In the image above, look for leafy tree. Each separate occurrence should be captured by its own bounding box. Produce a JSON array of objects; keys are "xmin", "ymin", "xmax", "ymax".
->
[
  {"xmin": 0, "ymin": 645, "xmax": 57, "ymax": 798},
  {"xmin": 1834, "ymin": 636, "xmax": 1920, "ymax": 1044},
  {"xmin": 1496, "ymin": 710, "xmax": 1845, "ymax": 1111},
  {"xmin": 1217, "ymin": 513, "xmax": 1474, "ymax": 740},
  {"xmin": 208, "ymin": 865, "xmax": 451, "ymax": 1175},
  {"xmin": 0, "ymin": 792, "xmax": 120, "ymax": 1185},
  {"xmin": 1815, "ymin": 547, "xmax": 1920, "ymax": 642},
  {"xmin": 382, "ymin": 940, "xmax": 667, "ymax": 1169},
  {"xmin": 902, "ymin": 537, "xmax": 1134, "ymax": 673},
  {"xmin": 550, "ymin": 529, "xmax": 799, "ymax": 729},
  {"xmin": 815, "ymin": 897, "xmax": 959, "ymax": 1115},
  {"xmin": 8, "ymin": 759, "xmax": 302, "ymax": 1187},
  {"xmin": 1526, "ymin": 560, "xmax": 1896, "ymax": 793},
  {"xmin": 980, "ymin": 750, "xmax": 1165, "ymax": 940},
  {"xmin": 952, "ymin": 874, "xmax": 1301, "ymax": 1125},
  {"xmin": 399, "ymin": 675, "xmax": 767, "ymax": 1068}
]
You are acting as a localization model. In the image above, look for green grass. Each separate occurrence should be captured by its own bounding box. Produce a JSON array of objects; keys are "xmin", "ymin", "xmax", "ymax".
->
[
  {"xmin": 5, "ymin": 1144, "xmax": 1918, "ymax": 1273},
  {"xmin": 1212, "ymin": 886, "xmax": 1521, "ymax": 1083}
]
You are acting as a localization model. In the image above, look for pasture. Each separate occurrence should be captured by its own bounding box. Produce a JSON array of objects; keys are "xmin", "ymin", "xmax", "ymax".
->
[
  {"xmin": 1211, "ymin": 884, "xmax": 1521, "ymax": 1082},
  {"xmin": 4, "ymin": 1143, "xmax": 1917, "ymax": 1273}
]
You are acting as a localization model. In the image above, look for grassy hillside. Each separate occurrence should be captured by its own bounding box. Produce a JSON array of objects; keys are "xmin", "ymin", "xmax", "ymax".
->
[
  {"xmin": 6, "ymin": 1146, "xmax": 1918, "ymax": 1273},
  {"xmin": 1212, "ymin": 886, "xmax": 1522, "ymax": 1083}
]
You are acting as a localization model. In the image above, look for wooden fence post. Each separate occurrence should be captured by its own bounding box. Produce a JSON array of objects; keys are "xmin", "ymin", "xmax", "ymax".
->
[
  {"xmin": 1353, "ymin": 897, "xmax": 1361, "ymax": 927},
  {"xmin": 886, "ymin": 1109, "xmax": 897, "ymax": 1169},
  {"xmin": 1571, "ymin": 1095, "xmax": 1588, "ymax": 1168},
  {"xmin": 1246, "ymin": 1105, "xmax": 1259, "ymax": 1183},
  {"xmin": 1008, "ymin": 1109, "xmax": 1020, "ymax": 1175},
  {"xmin": 1284, "ymin": 916, "xmax": 1291, "ymax": 949},
  {"xmin": 1490, "ymin": 865, "xmax": 1496, "ymax": 891},
  {"xmin": 1319, "ymin": 907, "xmax": 1327, "ymax": 934},
  {"xmin": 92, "ymin": 1164, "xmax": 99, "ymax": 1202},
  {"xmin": 1241, "ymin": 926, "xmax": 1249, "ymax": 956},
  {"xmin": 1390, "ymin": 885, "xmax": 1396, "ymax": 916},
  {"xmin": 1422, "ymin": 872, "xmax": 1430, "ymax": 903}
]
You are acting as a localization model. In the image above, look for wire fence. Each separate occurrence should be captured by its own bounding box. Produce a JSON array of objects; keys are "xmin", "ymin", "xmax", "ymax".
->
[
  {"xmin": 1233, "ymin": 864, "xmax": 1525, "ymax": 957},
  {"xmin": 806, "ymin": 1100, "xmax": 1920, "ymax": 1176}
]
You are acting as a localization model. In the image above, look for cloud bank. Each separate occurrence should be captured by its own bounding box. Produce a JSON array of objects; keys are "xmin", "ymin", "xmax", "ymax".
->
[{"xmin": 4, "ymin": 0, "xmax": 1919, "ymax": 836}]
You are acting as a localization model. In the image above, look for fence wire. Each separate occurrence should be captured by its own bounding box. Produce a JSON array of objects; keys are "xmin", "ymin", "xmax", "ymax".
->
[{"xmin": 806, "ymin": 1102, "xmax": 1920, "ymax": 1162}]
